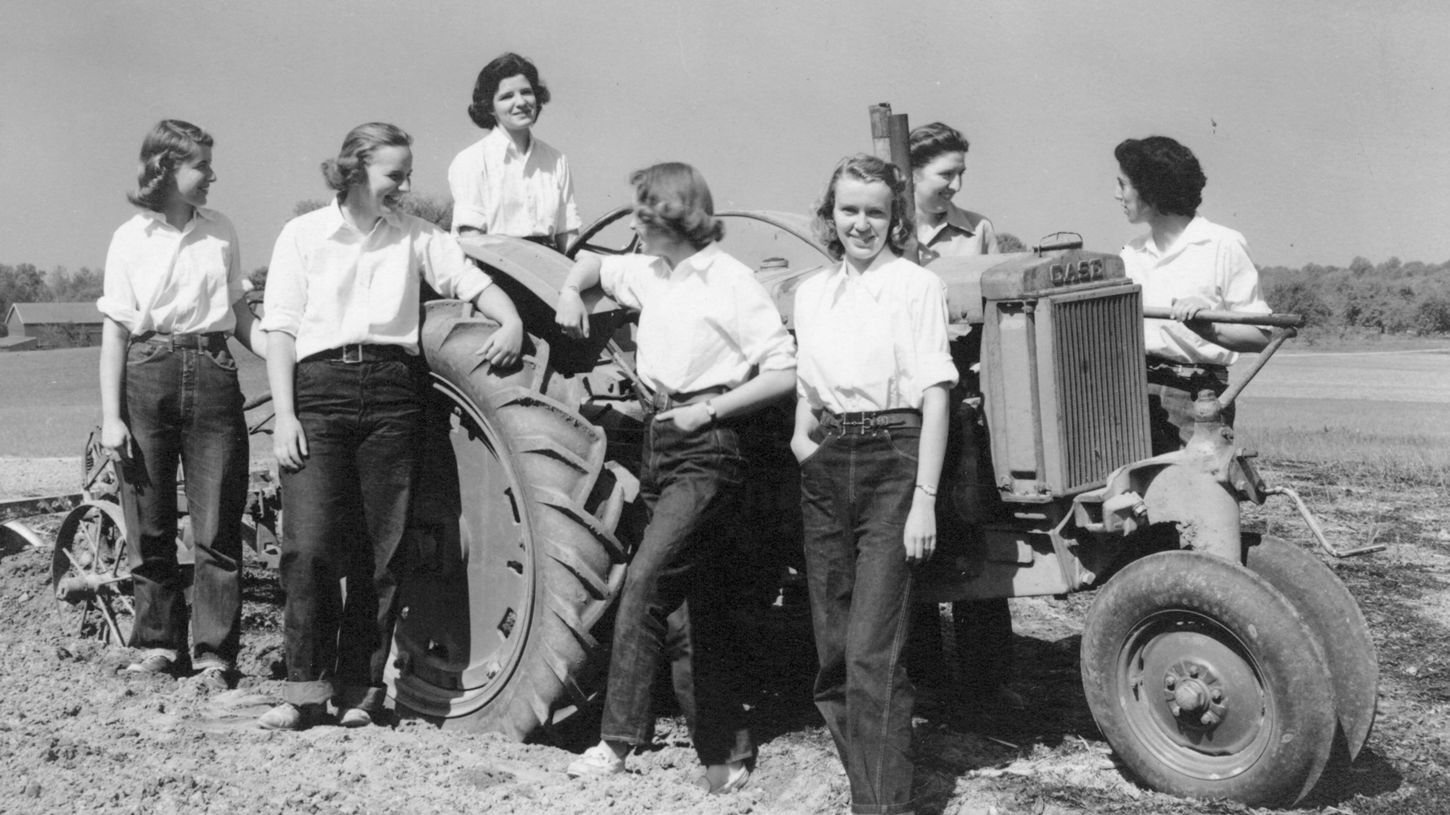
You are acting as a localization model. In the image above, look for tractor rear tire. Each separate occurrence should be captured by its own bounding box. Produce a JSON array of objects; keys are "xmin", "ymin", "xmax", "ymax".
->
[
  {"xmin": 1081, "ymin": 550, "xmax": 1336, "ymax": 807},
  {"xmin": 389, "ymin": 303, "xmax": 629, "ymax": 739},
  {"xmin": 1243, "ymin": 534, "xmax": 1378, "ymax": 763}
]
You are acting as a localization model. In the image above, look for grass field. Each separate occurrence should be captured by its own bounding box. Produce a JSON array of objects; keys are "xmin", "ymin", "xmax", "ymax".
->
[
  {"xmin": 3, "ymin": 342, "xmax": 1448, "ymax": 486},
  {"xmin": 1235, "ymin": 348, "xmax": 1450, "ymax": 487}
]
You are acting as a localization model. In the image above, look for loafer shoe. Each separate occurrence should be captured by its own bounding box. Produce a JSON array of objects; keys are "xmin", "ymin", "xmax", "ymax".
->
[
  {"xmin": 257, "ymin": 702, "xmax": 325, "ymax": 731},
  {"xmin": 196, "ymin": 666, "xmax": 230, "ymax": 691},
  {"xmin": 698, "ymin": 761, "xmax": 750, "ymax": 795},
  {"xmin": 339, "ymin": 707, "xmax": 373, "ymax": 728},
  {"xmin": 566, "ymin": 743, "xmax": 626, "ymax": 778},
  {"xmin": 125, "ymin": 652, "xmax": 176, "ymax": 675}
]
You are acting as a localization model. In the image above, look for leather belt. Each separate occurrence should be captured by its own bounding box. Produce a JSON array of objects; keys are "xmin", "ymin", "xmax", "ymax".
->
[
  {"xmin": 819, "ymin": 408, "xmax": 923, "ymax": 435},
  {"xmin": 301, "ymin": 344, "xmax": 413, "ymax": 364},
  {"xmin": 647, "ymin": 385, "xmax": 729, "ymax": 413},
  {"xmin": 130, "ymin": 331, "xmax": 228, "ymax": 350},
  {"xmin": 1146, "ymin": 358, "xmax": 1228, "ymax": 380}
]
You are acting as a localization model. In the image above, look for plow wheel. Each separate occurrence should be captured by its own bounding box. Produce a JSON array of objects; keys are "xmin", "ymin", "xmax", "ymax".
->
[
  {"xmin": 51, "ymin": 500, "xmax": 135, "ymax": 645},
  {"xmin": 1081, "ymin": 550, "xmax": 1336, "ymax": 807},
  {"xmin": 1243, "ymin": 534, "xmax": 1378, "ymax": 763},
  {"xmin": 389, "ymin": 303, "xmax": 630, "ymax": 739}
]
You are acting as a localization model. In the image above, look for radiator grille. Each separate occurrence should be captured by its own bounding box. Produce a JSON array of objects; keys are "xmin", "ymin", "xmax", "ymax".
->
[{"xmin": 1046, "ymin": 289, "xmax": 1151, "ymax": 493}]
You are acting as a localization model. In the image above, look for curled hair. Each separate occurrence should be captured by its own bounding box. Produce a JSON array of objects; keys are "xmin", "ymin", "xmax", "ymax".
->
[
  {"xmin": 812, "ymin": 154, "xmax": 914, "ymax": 261},
  {"xmin": 321, "ymin": 122, "xmax": 412, "ymax": 199},
  {"xmin": 908, "ymin": 121, "xmax": 970, "ymax": 170},
  {"xmin": 467, "ymin": 52, "xmax": 551, "ymax": 129},
  {"xmin": 629, "ymin": 162, "xmax": 724, "ymax": 250},
  {"xmin": 1114, "ymin": 136, "xmax": 1206, "ymax": 218},
  {"xmin": 127, "ymin": 119, "xmax": 213, "ymax": 211}
]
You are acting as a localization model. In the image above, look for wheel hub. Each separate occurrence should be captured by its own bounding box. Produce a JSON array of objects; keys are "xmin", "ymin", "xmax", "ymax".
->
[{"xmin": 1164, "ymin": 660, "xmax": 1227, "ymax": 726}]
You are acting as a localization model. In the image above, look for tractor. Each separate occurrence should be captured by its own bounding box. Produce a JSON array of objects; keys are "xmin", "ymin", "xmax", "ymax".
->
[{"xmin": 50, "ymin": 108, "xmax": 1378, "ymax": 808}]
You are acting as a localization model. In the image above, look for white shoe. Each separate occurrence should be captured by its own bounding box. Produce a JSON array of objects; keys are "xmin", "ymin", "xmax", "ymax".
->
[{"xmin": 567, "ymin": 742, "xmax": 626, "ymax": 777}]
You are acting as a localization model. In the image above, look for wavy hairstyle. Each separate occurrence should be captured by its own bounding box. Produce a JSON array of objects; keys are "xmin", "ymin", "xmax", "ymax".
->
[
  {"xmin": 467, "ymin": 52, "xmax": 551, "ymax": 129},
  {"xmin": 812, "ymin": 154, "xmax": 914, "ymax": 261},
  {"xmin": 321, "ymin": 122, "xmax": 412, "ymax": 200},
  {"xmin": 908, "ymin": 121, "xmax": 970, "ymax": 170},
  {"xmin": 1114, "ymin": 136, "xmax": 1206, "ymax": 218},
  {"xmin": 126, "ymin": 119, "xmax": 213, "ymax": 211},
  {"xmin": 629, "ymin": 162, "xmax": 724, "ymax": 250}
]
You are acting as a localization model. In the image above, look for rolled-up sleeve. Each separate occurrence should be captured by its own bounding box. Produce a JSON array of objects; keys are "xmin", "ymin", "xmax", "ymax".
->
[
  {"xmin": 420, "ymin": 225, "xmax": 493, "ymax": 304},
  {"xmin": 557, "ymin": 156, "xmax": 581, "ymax": 234},
  {"xmin": 598, "ymin": 255, "xmax": 646, "ymax": 311},
  {"xmin": 734, "ymin": 276, "xmax": 795, "ymax": 372},
  {"xmin": 448, "ymin": 149, "xmax": 488, "ymax": 234},
  {"xmin": 97, "ymin": 229, "xmax": 140, "ymax": 330},
  {"xmin": 914, "ymin": 280, "xmax": 959, "ymax": 391},
  {"xmin": 222, "ymin": 215, "xmax": 245, "ymax": 305},
  {"xmin": 260, "ymin": 222, "xmax": 306, "ymax": 336},
  {"xmin": 1218, "ymin": 234, "xmax": 1271, "ymax": 315}
]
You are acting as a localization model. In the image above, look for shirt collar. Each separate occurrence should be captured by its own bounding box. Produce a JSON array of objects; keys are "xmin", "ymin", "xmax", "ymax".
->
[
  {"xmin": 825, "ymin": 253, "xmax": 897, "ymax": 299},
  {"xmin": 138, "ymin": 206, "xmax": 214, "ymax": 234},
  {"xmin": 322, "ymin": 198, "xmax": 403, "ymax": 239},
  {"xmin": 483, "ymin": 126, "xmax": 532, "ymax": 164},
  {"xmin": 1134, "ymin": 215, "xmax": 1212, "ymax": 262}
]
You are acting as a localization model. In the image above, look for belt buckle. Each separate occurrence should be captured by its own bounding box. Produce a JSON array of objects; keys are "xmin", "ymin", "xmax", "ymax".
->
[
  {"xmin": 838, "ymin": 413, "xmax": 871, "ymax": 432},
  {"xmin": 341, "ymin": 344, "xmax": 364, "ymax": 364}
]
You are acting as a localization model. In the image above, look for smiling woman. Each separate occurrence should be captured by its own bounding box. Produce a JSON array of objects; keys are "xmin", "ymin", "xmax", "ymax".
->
[
  {"xmin": 254, "ymin": 121, "xmax": 526, "ymax": 732},
  {"xmin": 448, "ymin": 52, "xmax": 580, "ymax": 251}
]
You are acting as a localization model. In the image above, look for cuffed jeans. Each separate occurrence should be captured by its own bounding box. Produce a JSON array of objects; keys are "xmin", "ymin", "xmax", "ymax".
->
[
  {"xmin": 600, "ymin": 417, "xmax": 753, "ymax": 766},
  {"xmin": 120, "ymin": 338, "xmax": 248, "ymax": 667},
  {"xmin": 801, "ymin": 425, "xmax": 919, "ymax": 815},
  {"xmin": 278, "ymin": 358, "xmax": 423, "ymax": 709}
]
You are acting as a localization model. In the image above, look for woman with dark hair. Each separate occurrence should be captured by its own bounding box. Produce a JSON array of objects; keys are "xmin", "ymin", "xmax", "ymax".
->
[
  {"xmin": 910, "ymin": 121, "xmax": 998, "ymax": 262},
  {"xmin": 448, "ymin": 52, "xmax": 579, "ymax": 250},
  {"xmin": 556, "ymin": 163, "xmax": 795, "ymax": 793},
  {"xmin": 905, "ymin": 122, "xmax": 1023, "ymax": 714},
  {"xmin": 792, "ymin": 153, "xmax": 956, "ymax": 815},
  {"xmin": 1114, "ymin": 136, "xmax": 1271, "ymax": 454},
  {"xmin": 257, "ymin": 122, "xmax": 522, "ymax": 730}
]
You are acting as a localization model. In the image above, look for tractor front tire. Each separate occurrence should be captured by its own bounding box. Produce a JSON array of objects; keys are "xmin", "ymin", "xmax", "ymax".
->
[{"xmin": 1081, "ymin": 550, "xmax": 1336, "ymax": 807}]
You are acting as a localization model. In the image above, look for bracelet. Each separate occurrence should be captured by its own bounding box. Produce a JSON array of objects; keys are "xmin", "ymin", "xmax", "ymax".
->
[
  {"xmin": 915, "ymin": 483, "xmax": 938, "ymax": 498},
  {"xmin": 702, "ymin": 400, "xmax": 718, "ymax": 424}
]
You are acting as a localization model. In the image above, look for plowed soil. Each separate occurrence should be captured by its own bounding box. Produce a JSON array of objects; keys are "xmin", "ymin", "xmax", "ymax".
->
[{"xmin": 2, "ymin": 452, "xmax": 1448, "ymax": 815}]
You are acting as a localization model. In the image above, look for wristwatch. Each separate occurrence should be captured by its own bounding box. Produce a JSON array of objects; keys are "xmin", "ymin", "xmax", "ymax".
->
[{"xmin": 703, "ymin": 400, "xmax": 718, "ymax": 425}]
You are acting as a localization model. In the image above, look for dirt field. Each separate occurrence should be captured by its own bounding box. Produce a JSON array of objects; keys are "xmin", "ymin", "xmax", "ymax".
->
[{"xmin": 2, "ymin": 349, "xmax": 1449, "ymax": 814}]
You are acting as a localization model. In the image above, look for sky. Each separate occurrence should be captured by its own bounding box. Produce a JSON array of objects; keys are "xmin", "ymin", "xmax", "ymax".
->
[{"xmin": 2, "ymin": 0, "xmax": 1448, "ymax": 274}]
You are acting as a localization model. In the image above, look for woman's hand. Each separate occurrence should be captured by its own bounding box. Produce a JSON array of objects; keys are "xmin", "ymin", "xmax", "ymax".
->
[
  {"xmin": 1169, "ymin": 295, "xmax": 1215, "ymax": 322},
  {"xmin": 657, "ymin": 401, "xmax": 712, "ymax": 433},
  {"xmin": 790, "ymin": 433, "xmax": 820, "ymax": 463},
  {"xmin": 555, "ymin": 289, "xmax": 590, "ymax": 339},
  {"xmin": 100, "ymin": 417, "xmax": 131, "ymax": 463},
  {"xmin": 902, "ymin": 496, "xmax": 937, "ymax": 564},
  {"xmin": 273, "ymin": 415, "xmax": 309, "ymax": 471},
  {"xmin": 477, "ymin": 319, "xmax": 523, "ymax": 367}
]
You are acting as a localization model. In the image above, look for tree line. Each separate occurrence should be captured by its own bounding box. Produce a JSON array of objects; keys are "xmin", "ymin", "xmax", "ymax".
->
[
  {"xmin": 7, "ymin": 211, "xmax": 1447, "ymax": 339},
  {"xmin": 1261, "ymin": 256, "xmax": 1450, "ymax": 336}
]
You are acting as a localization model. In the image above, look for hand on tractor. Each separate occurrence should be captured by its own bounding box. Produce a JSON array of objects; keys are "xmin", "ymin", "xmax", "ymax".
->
[
  {"xmin": 903, "ymin": 499, "xmax": 937, "ymax": 564},
  {"xmin": 476, "ymin": 318, "xmax": 524, "ymax": 368},
  {"xmin": 100, "ymin": 417, "xmax": 131, "ymax": 463},
  {"xmin": 1169, "ymin": 295, "xmax": 1214, "ymax": 322},
  {"xmin": 273, "ymin": 415, "xmax": 309, "ymax": 471},
  {"xmin": 555, "ymin": 289, "xmax": 590, "ymax": 339}
]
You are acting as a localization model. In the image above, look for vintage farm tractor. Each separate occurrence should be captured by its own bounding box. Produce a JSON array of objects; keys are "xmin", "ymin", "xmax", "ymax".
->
[{"xmin": 47, "ymin": 109, "xmax": 1378, "ymax": 808}]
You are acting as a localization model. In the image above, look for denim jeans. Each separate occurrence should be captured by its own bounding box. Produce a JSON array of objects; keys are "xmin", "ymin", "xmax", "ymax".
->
[
  {"xmin": 278, "ymin": 358, "xmax": 424, "ymax": 709},
  {"xmin": 600, "ymin": 416, "xmax": 754, "ymax": 766},
  {"xmin": 120, "ymin": 337, "xmax": 248, "ymax": 667},
  {"xmin": 801, "ymin": 425, "xmax": 919, "ymax": 815}
]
